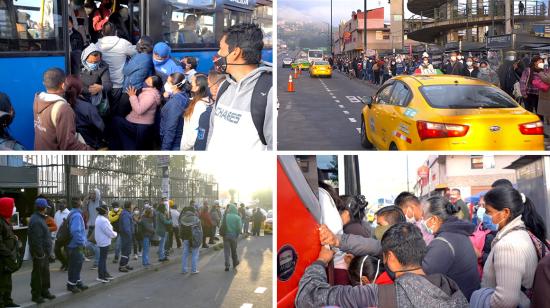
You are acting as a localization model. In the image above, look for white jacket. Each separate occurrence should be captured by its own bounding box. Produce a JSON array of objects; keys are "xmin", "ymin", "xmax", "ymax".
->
[
  {"xmin": 97, "ymin": 36, "xmax": 136, "ymax": 88},
  {"xmin": 181, "ymin": 97, "xmax": 213, "ymax": 150},
  {"xmin": 94, "ymin": 215, "xmax": 118, "ymax": 248}
]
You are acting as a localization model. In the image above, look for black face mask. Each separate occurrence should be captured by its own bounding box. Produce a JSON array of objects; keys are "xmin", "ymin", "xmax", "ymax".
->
[
  {"xmin": 213, "ymin": 54, "xmax": 229, "ymax": 74},
  {"xmin": 384, "ymin": 254, "xmax": 421, "ymax": 281}
]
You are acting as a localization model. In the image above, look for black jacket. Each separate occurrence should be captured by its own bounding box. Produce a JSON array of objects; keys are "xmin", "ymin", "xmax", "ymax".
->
[
  {"xmin": 28, "ymin": 212, "xmax": 52, "ymax": 258},
  {"xmin": 69, "ymin": 30, "xmax": 84, "ymax": 52},
  {"xmin": 462, "ymin": 67, "xmax": 480, "ymax": 78},
  {"xmin": 422, "ymin": 216, "xmax": 480, "ymax": 301},
  {"xmin": 79, "ymin": 62, "xmax": 112, "ymax": 102},
  {"xmin": 0, "ymin": 218, "xmax": 17, "ymax": 261},
  {"xmin": 443, "ymin": 61, "xmax": 464, "ymax": 75}
]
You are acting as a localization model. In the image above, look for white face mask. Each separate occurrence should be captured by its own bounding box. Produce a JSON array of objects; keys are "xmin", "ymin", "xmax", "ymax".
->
[
  {"xmin": 164, "ymin": 82, "xmax": 174, "ymax": 95},
  {"xmin": 451, "ymin": 56, "xmax": 457, "ymax": 62},
  {"xmin": 538, "ymin": 62, "xmax": 545, "ymax": 69},
  {"xmin": 466, "ymin": 61, "xmax": 473, "ymax": 67},
  {"xmin": 423, "ymin": 60, "xmax": 429, "ymax": 65},
  {"xmin": 12, "ymin": 206, "xmax": 16, "ymax": 216}
]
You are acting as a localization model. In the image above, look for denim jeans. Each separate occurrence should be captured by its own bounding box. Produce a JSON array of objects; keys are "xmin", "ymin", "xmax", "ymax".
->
[
  {"xmin": 223, "ymin": 234, "xmax": 239, "ymax": 268},
  {"xmin": 181, "ymin": 240, "xmax": 200, "ymax": 273},
  {"xmin": 67, "ymin": 247, "xmax": 84, "ymax": 285},
  {"xmin": 142, "ymin": 236, "xmax": 151, "ymax": 266},
  {"xmin": 158, "ymin": 234, "xmax": 167, "ymax": 260},
  {"xmin": 98, "ymin": 246, "xmax": 109, "ymax": 279},
  {"xmin": 85, "ymin": 239, "xmax": 99, "ymax": 266},
  {"xmin": 362, "ymin": 69, "xmax": 367, "ymax": 80}
]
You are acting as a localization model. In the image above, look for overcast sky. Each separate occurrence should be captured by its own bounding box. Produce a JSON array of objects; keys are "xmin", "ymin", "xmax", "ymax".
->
[{"xmin": 278, "ymin": 0, "xmax": 413, "ymax": 24}]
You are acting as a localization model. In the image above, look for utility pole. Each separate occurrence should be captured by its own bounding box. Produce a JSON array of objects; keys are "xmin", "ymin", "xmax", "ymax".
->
[
  {"xmin": 330, "ymin": 0, "xmax": 333, "ymax": 56},
  {"xmin": 364, "ymin": 0, "xmax": 367, "ymax": 55}
]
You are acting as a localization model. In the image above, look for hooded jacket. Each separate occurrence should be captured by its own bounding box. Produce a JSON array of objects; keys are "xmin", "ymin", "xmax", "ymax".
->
[
  {"xmin": 96, "ymin": 35, "xmax": 136, "ymax": 88},
  {"xmin": 223, "ymin": 204, "xmax": 242, "ymax": 237},
  {"xmin": 154, "ymin": 58, "xmax": 184, "ymax": 83},
  {"xmin": 295, "ymin": 261, "xmax": 469, "ymax": 308},
  {"xmin": 0, "ymin": 198, "xmax": 18, "ymax": 261},
  {"xmin": 155, "ymin": 210, "xmax": 171, "ymax": 236},
  {"xmin": 139, "ymin": 214, "xmax": 155, "ymax": 238},
  {"xmin": 179, "ymin": 207, "xmax": 201, "ymax": 242},
  {"xmin": 33, "ymin": 92, "xmax": 92, "ymax": 150},
  {"xmin": 68, "ymin": 208, "xmax": 86, "ymax": 248},
  {"xmin": 160, "ymin": 91, "xmax": 189, "ymax": 150},
  {"xmin": 206, "ymin": 66, "xmax": 273, "ymax": 151},
  {"xmin": 126, "ymin": 87, "xmax": 161, "ymax": 125},
  {"xmin": 422, "ymin": 216, "xmax": 480, "ymax": 300},
  {"xmin": 119, "ymin": 208, "xmax": 133, "ymax": 239},
  {"xmin": 85, "ymin": 189, "xmax": 101, "ymax": 227},
  {"xmin": 123, "ymin": 52, "xmax": 154, "ymax": 90},
  {"xmin": 28, "ymin": 211, "xmax": 52, "ymax": 258},
  {"xmin": 80, "ymin": 43, "xmax": 112, "ymax": 102}
]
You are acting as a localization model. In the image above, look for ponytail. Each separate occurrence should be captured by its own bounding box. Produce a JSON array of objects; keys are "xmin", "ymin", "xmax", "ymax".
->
[{"xmin": 522, "ymin": 197, "xmax": 549, "ymax": 248}]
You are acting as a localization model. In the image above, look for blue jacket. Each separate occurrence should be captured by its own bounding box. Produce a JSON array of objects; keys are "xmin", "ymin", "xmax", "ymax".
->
[
  {"xmin": 395, "ymin": 62, "xmax": 405, "ymax": 75},
  {"xmin": 68, "ymin": 208, "xmax": 86, "ymax": 248},
  {"xmin": 154, "ymin": 58, "xmax": 184, "ymax": 83},
  {"xmin": 119, "ymin": 209, "xmax": 133, "ymax": 239},
  {"xmin": 193, "ymin": 105, "xmax": 212, "ymax": 151},
  {"xmin": 160, "ymin": 92, "xmax": 189, "ymax": 150},
  {"xmin": 123, "ymin": 53, "xmax": 154, "ymax": 90}
]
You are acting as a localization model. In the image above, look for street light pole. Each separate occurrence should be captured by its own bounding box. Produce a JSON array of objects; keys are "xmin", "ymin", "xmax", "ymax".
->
[
  {"xmin": 330, "ymin": 0, "xmax": 333, "ymax": 56},
  {"xmin": 364, "ymin": 0, "xmax": 367, "ymax": 55}
]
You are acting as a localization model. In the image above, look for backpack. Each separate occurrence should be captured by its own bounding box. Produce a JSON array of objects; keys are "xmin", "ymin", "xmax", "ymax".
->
[
  {"xmin": 219, "ymin": 210, "xmax": 228, "ymax": 237},
  {"xmin": 111, "ymin": 212, "xmax": 121, "ymax": 233},
  {"xmin": 470, "ymin": 223, "xmax": 491, "ymax": 277},
  {"xmin": 55, "ymin": 212, "xmax": 74, "ymax": 246},
  {"xmin": 190, "ymin": 222, "xmax": 203, "ymax": 248},
  {"xmin": 215, "ymin": 71, "xmax": 272, "ymax": 146},
  {"xmin": 0, "ymin": 219, "xmax": 23, "ymax": 273}
]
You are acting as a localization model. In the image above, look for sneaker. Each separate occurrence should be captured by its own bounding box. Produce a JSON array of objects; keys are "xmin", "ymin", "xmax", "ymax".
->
[
  {"xmin": 90, "ymin": 265, "xmax": 98, "ymax": 270},
  {"xmin": 202, "ymin": 244, "xmax": 209, "ymax": 248},
  {"xmin": 181, "ymin": 271, "xmax": 188, "ymax": 274},
  {"xmin": 133, "ymin": 254, "xmax": 138, "ymax": 260},
  {"xmin": 112, "ymin": 258, "xmax": 119, "ymax": 264},
  {"xmin": 96, "ymin": 277, "xmax": 109, "ymax": 283},
  {"xmin": 31, "ymin": 297, "xmax": 45, "ymax": 304},
  {"xmin": 42, "ymin": 292, "xmax": 56, "ymax": 300},
  {"xmin": 225, "ymin": 267, "xmax": 229, "ymax": 272},
  {"xmin": 119, "ymin": 267, "xmax": 128, "ymax": 272},
  {"xmin": 191, "ymin": 270, "xmax": 199, "ymax": 274},
  {"xmin": 137, "ymin": 252, "xmax": 142, "ymax": 257},
  {"xmin": 84, "ymin": 257, "xmax": 91, "ymax": 262},
  {"xmin": 77, "ymin": 283, "xmax": 89, "ymax": 290},
  {"xmin": 125, "ymin": 265, "xmax": 134, "ymax": 270},
  {"xmin": 105, "ymin": 273, "xmax": 114, "ymax": 280},
  {"xmin": 67, "ymin": 285, "xmax": 81, "ymax": 293},
  {"xmin": 4, "ymin": 301, "xmax": 20, "ymax": 307}
]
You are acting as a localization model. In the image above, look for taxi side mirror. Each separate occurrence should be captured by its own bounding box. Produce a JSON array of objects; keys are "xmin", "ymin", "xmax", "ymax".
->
[{"xmin": 361, "ymin": 96, "xmax": 373, "ymax": 106}]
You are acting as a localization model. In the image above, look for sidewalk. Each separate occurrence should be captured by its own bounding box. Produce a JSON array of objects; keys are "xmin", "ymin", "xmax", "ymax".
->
[
  {"xmin": 334, "ymin": 69, "xmax": 381, "ymax": 91},
  {"xmin": 10, "ymin": 235, "xmax": 237, "ymax": 308}
]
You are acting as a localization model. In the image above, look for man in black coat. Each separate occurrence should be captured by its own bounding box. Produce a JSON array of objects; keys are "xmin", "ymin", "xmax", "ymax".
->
[
  {"xmin": 0, "ymin": 197, "xmax": 20, "ymax": 308},
  {"xmin": 28, "ymin": 198, "xmax": 56, "ymax": 304},
  {"xmin": 443, "ymin": 52, "xmax": 464, "ymax": 75}
]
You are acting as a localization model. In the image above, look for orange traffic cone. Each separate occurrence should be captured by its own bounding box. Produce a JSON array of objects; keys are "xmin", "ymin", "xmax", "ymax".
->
[
  {"xmin": 294, "ymin": 67, "xmax": 299, "ymax": 79},
  {"xmin": 287, "ymin": 74, "xmax": 295, "ymax": 92}
]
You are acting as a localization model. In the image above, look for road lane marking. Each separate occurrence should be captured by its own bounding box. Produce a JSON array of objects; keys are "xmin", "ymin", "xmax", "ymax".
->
[
  {"xmin": 334, "ymin": 100, "xmax": 340, "ymax": 103},
  {"xmin": 349, "ymin": 118, "xmax": 357, "ymax": 123},
  {"xmin": 356, "ymin": 128, "xmax": 361, "ymax": 134},
  {"xmin": 254, "ymin": 287, "xmax": 267, "ymax": 294},
  {"xmin": 343, "ymin": 110, "xmax": 349, "ymax": 114},
  {"xmin": 346, "ymin": 96, "xmax": 361, "ymax": 103},
  {"xmin": 240, "ymin": 304, "xmax": 253, "ymax": 308},
  {"xmin": 338, "ymin": 105, "xmax": 344, "ymax": 108}
]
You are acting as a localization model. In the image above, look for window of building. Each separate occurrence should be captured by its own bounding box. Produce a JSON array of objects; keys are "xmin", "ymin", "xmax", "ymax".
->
[
  {"xmin": 471, "ymin": 155, "xmax": 495, "ymax": 169},
  {"xmin": 0, "ymin": 0, "xmax": 64, "ymax": 52},
  {"xmin": 163, "ymin": 0, "xmax": 216, "ymax": 48}
]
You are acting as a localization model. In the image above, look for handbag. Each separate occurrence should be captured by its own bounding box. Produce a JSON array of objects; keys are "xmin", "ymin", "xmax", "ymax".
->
[
  {"xmin": 533, "ymin": 77, "xmax": 550, "ymax": 92},
  {"xmin": 91, "ymin": 91, "xmax": 110, "ymax": 117}
]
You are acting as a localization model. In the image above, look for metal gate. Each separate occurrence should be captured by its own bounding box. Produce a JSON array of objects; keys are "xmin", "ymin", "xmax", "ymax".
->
[{"xmin": 23, "ymin": 155, "xmax": 218, "ymax": 210}]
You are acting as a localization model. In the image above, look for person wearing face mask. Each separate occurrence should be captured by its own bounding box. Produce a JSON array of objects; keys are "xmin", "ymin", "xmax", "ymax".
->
[
  {"xmin": 160, "ymin": 72, "xmax": 189, "ymax": 150},
  {"xmin": 461, "ymin": 57, "xmax": 479, "ymax": 78},
  {"xmin": 471, "ymin": 196, "xmax": 498, "ymax": 270},
  {"xmin": 79, "ymin": 43, "xmax": 112, "ymax": 105},
  {"xmin": 92, "ymin": 0, "xmax": 112, "ymax": 34},
  {"xmin": 476, "ymin": 186, "xmax": 549, "ymax": 308},
  {"xmin": 520, "ymin": 55, "xmax": 544, "ymax": 114},
  {"xmin": 69, "ymin": 0, "xmax": 90, "ymax": 45},
  {"xmin": 0, "ymin": 197, "xmax": 21, "ymax": 308},
  {"xmin": 0, "ymin": 92, "xmax": 24, "ymax": 150},
  {"xmin": 152, "ymin": 42, "xmax": 184, "ymax": 84},
  {"xmin": 394, "ymin": 192, "xmax": 434, "ymax": 244},
  {"xmin": 111, "ymin": 75, "xmax": 162, "ymax": 150},
  {"xmin": 534, "ymin": 57, "xmax": 550, "ymax": 125},
  {"xmin": 498, "ymin": 51, "xmax": 522, "ymax": 97},
  {"xmin": 394, "ymin": 57, "xmax": 405, "ymax": 75},
  {"xmin": 443, "ymin": 52, "xmax": 464, "ymax": 75},
  {"xmin": 34, "ymin": 68, "xmax": 92, "ymax": 150},
  {"xmin": 181, "ymin": 74, "xmax": 213, "ymax": 151},
  {"xmin": 477, "ymin": 61, "xmax": 500, "ymax": 86},
  {"xmin": 83, "ymin": 1, "xmax": 99, "ymax": 43},
  {"xmin": 180, "ymin": 56, "xmax": 198, "ymax": 81},
  {"xmin": 54, "ymin": 200, "xmax": 70, "ymax": 271},
  {"xmin": 207, "ymin": 23, "xmax": 273, "ymax": 151},
  {"xmin": 417, "ymin": 56, "xmax": 436, "ymax": 75},
  {"xmin": 119, "ymin": 36, "xmax": 154, "ymax": 117},
  {"xmin": 68, "ymin": 17, "xmax": 85, "ymax": 75},
  {"xmin": 295, "ymin": 223, "xmax": 469, "ymax": 307},
  {"xmin": 132, "ymin": 207, "xmax": 143, "ymax": 260},
  {"xmin": 420, "ymin": 196, "xmax": 479, "ymax": 301},
  {"xmin": 347, "ymin": 254, "xmax": 393, "ymax": 286},
  {"xmin": 373, "ymin": 206, "xmax": 405, "ymax": 240},
  {"xmin": 94, "ymin": 203, "xmax": 116, "ymax": 282}
]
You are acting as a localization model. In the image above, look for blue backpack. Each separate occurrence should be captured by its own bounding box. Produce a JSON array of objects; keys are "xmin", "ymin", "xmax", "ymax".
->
[{"xmin": 191, "ymin": 222, "xmax": 203, "ymax": 248}]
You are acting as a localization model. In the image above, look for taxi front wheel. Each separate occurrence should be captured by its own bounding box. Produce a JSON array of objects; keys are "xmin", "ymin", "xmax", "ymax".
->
[{"xmin": 360, "ymin": 117, "xmax": 374, "ymax": 149}]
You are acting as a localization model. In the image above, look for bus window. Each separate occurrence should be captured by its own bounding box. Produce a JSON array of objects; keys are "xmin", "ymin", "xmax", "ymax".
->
[
  {"xmin": 223, "ymin": 9, "xmax": 251, "ymax": 29},
  {"xmin": 0, "ymin": 0, "xmax": 64, "ymax": 52},
  {"xmin": 252, "ymin": 5, "xmax": 272, "ymax": 47},
  {"xmin": 162, "ymin": 0, "xmax": 216, "ymax": 48}
]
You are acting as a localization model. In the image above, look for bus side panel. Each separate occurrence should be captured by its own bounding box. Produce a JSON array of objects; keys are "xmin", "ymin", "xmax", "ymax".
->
[
  {"xmin": 171, "ymin": 51, "xmax": 217, "ymax": 74},
  {"xmin": 0, "ymin": 56, "xmax": 65, "ymax": 150},
  {"xmin": 262, "ymin": 49, "xmax": 273, "ymax": 63},
  {"xmin": 277, "ymin": 160, "xmax": 320, "ymax": 307}
]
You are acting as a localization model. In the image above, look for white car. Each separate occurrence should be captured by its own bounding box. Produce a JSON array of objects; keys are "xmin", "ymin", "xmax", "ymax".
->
[{"xmin": 282, "ymin": 57, "xmax": 293, "ymax": 68}]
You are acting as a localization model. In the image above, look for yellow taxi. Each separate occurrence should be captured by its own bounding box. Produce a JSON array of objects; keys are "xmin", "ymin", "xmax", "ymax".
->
[
  {"xmin": 309, "ymin": 60, "xmax": 332, "ymax": 78},
  {"xmin": 360, "ymin": 75, "xmax": 544, "ymax": 150}
]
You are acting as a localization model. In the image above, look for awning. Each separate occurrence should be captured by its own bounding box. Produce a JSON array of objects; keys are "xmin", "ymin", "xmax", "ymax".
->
[{"xmin": 0, "ymin": 166, "xmax": 38, "ymax": 188}]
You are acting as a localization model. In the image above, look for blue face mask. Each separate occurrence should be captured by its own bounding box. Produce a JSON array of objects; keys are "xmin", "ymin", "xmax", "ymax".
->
[
  {"xmin": 476, "ymin": 207, "xmax": 486, "ymax": 222},
  {"xmin": 86, "ymin": 62, "xmax": 98, "ymax": 71}
]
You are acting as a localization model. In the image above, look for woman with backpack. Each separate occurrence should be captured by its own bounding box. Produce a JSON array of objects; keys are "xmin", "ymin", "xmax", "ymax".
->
[
  {"xmin": 474, "ymin": 186, "xmax": 549, "ymax": 308},
  {"xmin": 139, "ymin": 208, "xmax": 155, "ymax": 267},
  {"xmin": 179, "ymin": 205, "xmax": 202, "ymax": 274},
  {"xmin": 421, "ymin": 195, "xmax": 480, "ymax": 301}
]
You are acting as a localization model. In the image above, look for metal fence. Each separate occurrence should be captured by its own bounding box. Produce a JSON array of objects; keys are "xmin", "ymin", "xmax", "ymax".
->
[{"xmin": 22, "ymin": 155, "xmax": 218, "ymax": 210}]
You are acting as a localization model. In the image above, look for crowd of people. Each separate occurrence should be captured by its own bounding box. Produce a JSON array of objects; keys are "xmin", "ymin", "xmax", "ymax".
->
[
  {"xmin": 295, "ymin": 179, "xmax": 550, "ymax": 308},
  {"xmin": 0, "ymin": 190, "xmax": 267, "ymax": 306},
  {"xmin": 0, "ymin": 1, "xmax": 273, "ymax": 151}
]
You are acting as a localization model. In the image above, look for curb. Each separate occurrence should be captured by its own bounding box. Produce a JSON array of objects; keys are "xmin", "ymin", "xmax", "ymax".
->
[
  {"xmin": 18, "ymin": 236, "xmax": 245, "ymax": 308},
  {"xmin": 334, "ymin": 70, "xmax": 381, "ymax": 91}
]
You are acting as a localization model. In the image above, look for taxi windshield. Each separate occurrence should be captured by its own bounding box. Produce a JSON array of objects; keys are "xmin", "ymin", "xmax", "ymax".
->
[
  {"xmin": 419, "ymin": 85, "xmax": 518, "ymax": 109},
  {"xmin": 315, "ymin": 61, "xmax": 329, "ymax": 65}
]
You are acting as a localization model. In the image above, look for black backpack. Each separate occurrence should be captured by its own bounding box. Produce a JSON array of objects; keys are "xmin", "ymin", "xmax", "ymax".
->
[
  {"xmin": 0, "ymin": 219, "xmax": 23, "ymax": 273},
  {"xmin": 55, "ymin": 212, "xmax": 74, "ymax": 246},
  {"xmin": 216, "ymin": 71, "xmax": 272, "ymax": 145}
]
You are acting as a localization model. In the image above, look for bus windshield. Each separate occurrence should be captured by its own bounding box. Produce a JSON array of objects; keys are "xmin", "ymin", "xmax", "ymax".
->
[{"xmin": 308, "ymin": 50, "xmax": 323, "ymax": 62}]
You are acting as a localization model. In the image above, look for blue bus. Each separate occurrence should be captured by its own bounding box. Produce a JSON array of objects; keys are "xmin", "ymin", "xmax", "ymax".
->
[{"xmin": 0, "ymin": 0, "xmax": 273, "ymax": 149}]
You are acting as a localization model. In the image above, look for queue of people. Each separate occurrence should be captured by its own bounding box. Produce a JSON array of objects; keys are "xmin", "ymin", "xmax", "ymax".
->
[{"xmin": 295, "ymin": 178, "xmax": 550, "ymax": 308}]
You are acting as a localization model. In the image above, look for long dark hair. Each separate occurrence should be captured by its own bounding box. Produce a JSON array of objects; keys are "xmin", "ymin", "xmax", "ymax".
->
[
  {"xmin": 184, "ymin": 74, "xmax": 209, "ymax": 120},
  {"xmin": 484, "ymin": 187, "xmax": 548, "ymax": 247},
  {"xmin": 64, "ymin": 75, "xmax": 83, "ymax": 108},
  {"xmin": 422, "ymin": 195, "xmax": 459, "ymax": 222}
]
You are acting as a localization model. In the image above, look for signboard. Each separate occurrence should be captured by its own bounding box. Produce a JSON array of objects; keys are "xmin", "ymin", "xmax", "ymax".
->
[
  {"xmin": 162, "ymin": 176, "xmax": 170, "ymax": 199},
  {"xmin": 157, "ymin": 155, "xmax": 170, "ymax": 167},
  {"xmin": 533, "ymin": 24, "xmax": 550, "ymax": 38},
  {"xmin": 343, "ymin": 32, "xmax": 352, "ymax": 43},
  {"xmin": 223, "ymin": 0, "xmax": 256, "ymax": 10},
  {"xmin": 70, "ymin": 167, "xmax": 87, "ymax": 176},
  {"xmin": 376, "ymin": 31, "xmax": 384, "ymax": 40},
  {"xmin": 486, "ymin": 34, "xmax": 513, "ymax": 49}
]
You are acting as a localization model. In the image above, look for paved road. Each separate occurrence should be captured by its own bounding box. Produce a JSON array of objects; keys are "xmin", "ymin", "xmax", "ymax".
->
[
  {"xmin": 60, "ymin": 235, "xmax": 272, "ymax": 308},
  {"xmin": 277, "ymin": 58, "xmax": 378, "ymax": 150}
]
